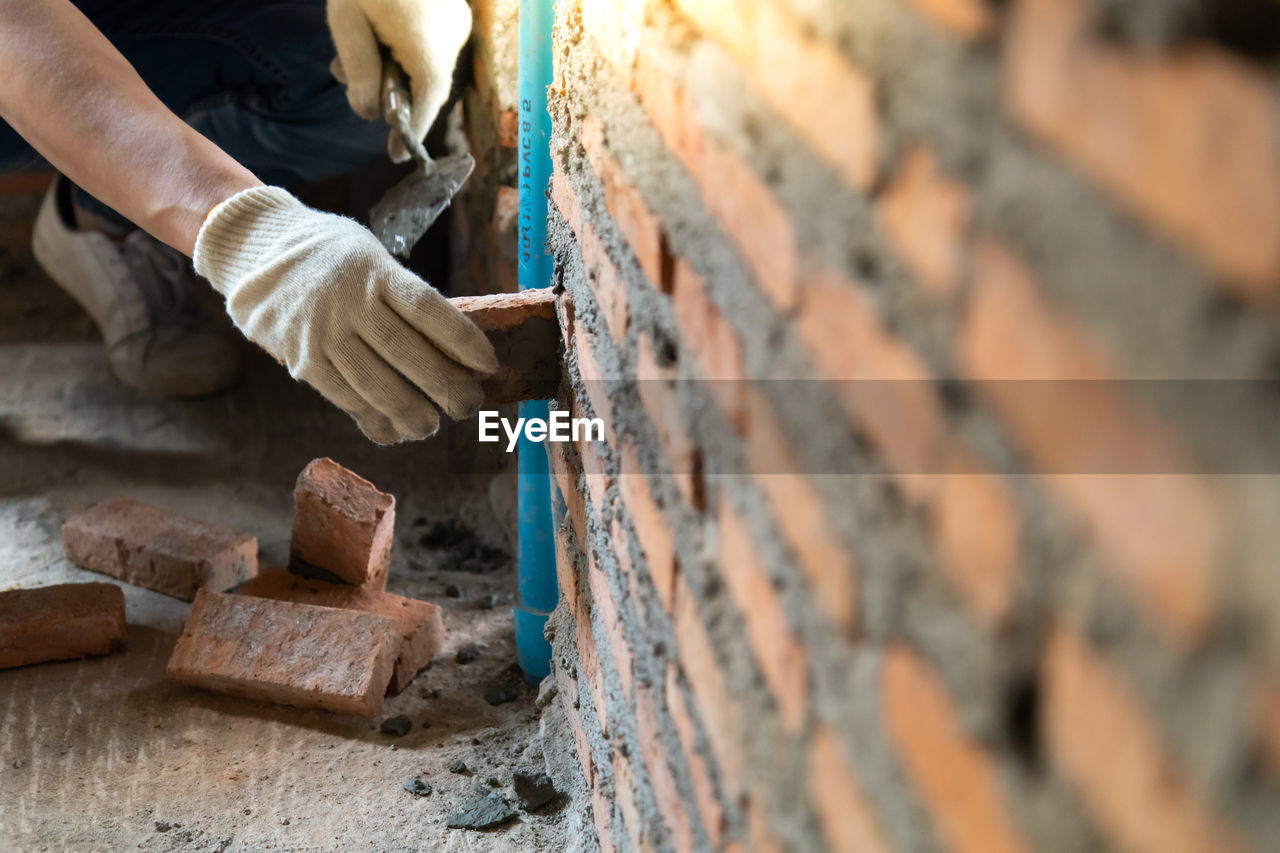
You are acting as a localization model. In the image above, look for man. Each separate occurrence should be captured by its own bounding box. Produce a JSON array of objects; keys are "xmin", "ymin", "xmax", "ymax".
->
[{"xmin": 0, "ymin": 0, "xmax": 494, "ymax": 444}]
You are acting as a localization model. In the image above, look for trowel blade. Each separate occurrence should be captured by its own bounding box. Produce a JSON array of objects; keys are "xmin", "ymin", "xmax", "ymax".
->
[{"xmin": 370, "ymin": 151, "xmax": 475, "ymax": 259}]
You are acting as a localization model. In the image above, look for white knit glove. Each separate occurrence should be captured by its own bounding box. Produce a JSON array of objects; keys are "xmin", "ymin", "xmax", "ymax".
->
[
  {"xmin": 194, "ymin": 186, "xmax": 497, "ymax": 444},
  {"xmin": 327, "ymin": 0, "xmax": 473, "ymax": 161}
]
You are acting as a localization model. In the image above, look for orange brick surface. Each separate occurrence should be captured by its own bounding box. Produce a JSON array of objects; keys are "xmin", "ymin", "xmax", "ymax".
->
[
  {"xmin": 618, "ymin": 441, "xmax": 677, "ymax": 613},
  {"xmin": 63, "ymin": 497, "xmax": 257, "ymax": 601},
  {"xmin": 960, "ymin": 241, "xmax": 1221, "ymax": 642},
  {"xmin": 744, "ymin": 386, "xmax": 858, "ymax": 635},
  {"xmin": 0, "ymin": 583, "xmax": 127, "ymax": 669},
  {"xmin": 635, "ymin": 682, "xmax": 695, "ymax": 853},
  {"xmin": 587, "ymin": 552, "xmax": 633, "ymax": 698},
  {"xmin": 717, "ymin": 500, "xmax": 807, "ymax": 732},
  {"xmin": 167, "ymin": 590, "xmax": 399, "ymax": 717},
  {"xmin": 810, "ymin": 721, "xmax": 890, "ymax": 853},
  {"xmin": 902, "ymin": 0, "xmax": 995, "ymax": 39},
  {"xmin": 878, "ymin": 145, "xmax": 971, "ymax": 297},
  {"xmin": 1045, "ymin": 623, "xmax": 1243, "ymax": 853},
  {"xmin": 671, "ymin": 0, "xmax": 878, "ymax": 191},
  {"xmin": 672, "ymin": 259, "xmax": 746, "ymax": 429},
  {"xmin": 665, "ymin": 663, "xmax": 726, "ymax": 847},
  {"xmin": 674, "ymin": 576, "xmax": 745, "ymax": 785},
  {"xmin": 1007, "ymin": 0, "xmax": 1280, "ymax": 298},
  {"xmin": 290, "ymin": 458, "xmax": 395, "ymax": 588},
  {"xmin": 884, "ymin": 648, "xmax": 1027, "ymax": 853},
  {"xmin": 582, "ymin": 116, "xmax": 673, "ymax": 293},
  {"xmin": 635, "ymin": 332, "xmax": 701, "ymax": 509},
  {"xmin": 237, "ymin": 566, "xmax": 444, "ymax": 693}
]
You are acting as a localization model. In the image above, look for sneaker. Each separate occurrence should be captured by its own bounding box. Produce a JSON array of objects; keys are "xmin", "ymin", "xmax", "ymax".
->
[{"xmin": 32, "ymin": 176, "xmax": 245, "ymax": 397}]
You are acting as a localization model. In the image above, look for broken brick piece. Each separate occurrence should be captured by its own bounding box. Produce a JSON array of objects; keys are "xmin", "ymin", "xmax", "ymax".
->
[
  {"xmin": 0, "ymin": 582, "xmax": 127, "ymax": 669},
  {"xmin": 62, "ymin": 498, "xmax": 257, "ymax": 600},
  {"xmin": 290, "ymin": 458, "xmax": 395, "ymax": 588},
  {"xmin": 449, "ymin": 291, "xmax": 561, "ymax": 404},
  {"xmin": 167, "ymin": 590, "xmax": 399, "ymax": 717},
  {"xmin": 238, "ymin": 566, "xmax": 444, "ymax": 693}
]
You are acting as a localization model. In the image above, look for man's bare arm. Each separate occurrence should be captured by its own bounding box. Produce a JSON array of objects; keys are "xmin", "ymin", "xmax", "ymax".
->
[{"xmin": 0, "ymin": 0, "xmax": 261, "ymax": 255}]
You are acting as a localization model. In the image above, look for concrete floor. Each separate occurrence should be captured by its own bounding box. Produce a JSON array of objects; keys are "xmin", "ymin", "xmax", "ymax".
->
[{"xmin": 0, "ymin": 196, "xmax": 571, "ymax": 851}]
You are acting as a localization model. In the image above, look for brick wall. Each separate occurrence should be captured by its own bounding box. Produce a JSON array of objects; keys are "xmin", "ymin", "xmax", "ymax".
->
[{"xmin": 527, "ymin": 0, "xmax": 1280, "ymax": 850}]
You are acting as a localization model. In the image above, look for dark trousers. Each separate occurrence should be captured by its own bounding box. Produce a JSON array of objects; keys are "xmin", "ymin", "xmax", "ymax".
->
[{"xmin": 0, "ymin": 0, "xmax": 387, "ymax": 228}]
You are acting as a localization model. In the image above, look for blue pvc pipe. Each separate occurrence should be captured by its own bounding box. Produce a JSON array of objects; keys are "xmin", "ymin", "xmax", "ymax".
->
[{"xmin": 514, "ymin": 0, "xmax": 557, "ymax": 683}]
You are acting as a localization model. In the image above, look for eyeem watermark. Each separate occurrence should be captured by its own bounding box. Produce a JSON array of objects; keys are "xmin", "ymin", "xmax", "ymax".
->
[{"xmin": 478, "ymin": 410, "xmax": 605, "ymax": 452}]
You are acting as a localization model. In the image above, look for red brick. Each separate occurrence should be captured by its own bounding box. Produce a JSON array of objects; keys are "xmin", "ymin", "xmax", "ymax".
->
[
  {"xmin": 810, "ymin": 721, "xmax": 890, "ymax": 853},
  {"xmin": 582, "ymin": 0, "xmax": 642, "ymax": 86},
  {"xmin": 744, "ymin": 386, "xmax": 858, "ymax": 636},
  {"xmin": 665, "ymin": 663, "xmax": 726, "ymax": 847},
  {"xmin": 237, "ymin": 566, "xmax": 444, "ymax": 694},
  {"xmin": 582, "ymin": 115, "xmax": 673, "ymax": 293},
  {"xmin": 960, "ymin": 241, "xmax": 1222, "ymax": 642},
  {"xmin": 883, "ymin": 647, "xmax": 1027, "ymax": 853},
  {"xmin": 932, "ymin": 448, "xmax": 1018, "ymax": 628},
  {"xmin": 619, "ymin": 440, "xmax": 677, "ymax": 613},
  {"xmin": 1007, "ymin": 0, "xmax": 1280, "ymax": 298},
  {"xmin": 575, "ymin": 585, "xmax": 610, "ymax": 736},
  {"xmin": 587, "ymin": 551, "xmax": 633, "ymax": 699},
  {"xmin": 878, "ymin": 145, "xmax": 971, "ymax": 297},
  {"xmin": 1045, "ymin": 623, "xmax": 1245, "ymax": 853},
  {"xmin": 573, "ymin": 322, "xmax": 616, "ymax": 446},
  {"xmin": 451, "ymin": 291, "xmax": 562, "ymax": 405},
  {"xmin": 902, "ymin": 0, "xmax": 995, "ymax": 39},
  {"xmin": 555, "ymin": 518, "xmax": 581, "ymax": 617},
  {"xmin": 0, "ymin": 583, "xmax": 127, "ymax": 669},
  {"xmin": 636, "ymin": 682, "xmax": 695, "ymax": 852},
  {"xmin": 552, "ymin": 160, "xmax": 582, "ymax": 233},
  {"xmin": 63, "ymin": 497, "xmax": 257, "ymax": 601},
  {"xmin": 717, "ymin": 500, "xmax": 807, "ymax": 732},
  {"xmin": 671, "ymin": 0, "xmax": 879, "ymax": 191},
  {"xmin": 497, "ymin": 108, "xmax": 518, "ymax": 148},
  {"xmin": 449, "ymin": 288, "xmax": 558, "ymax": 331},
  {"xmin": 631, "ymin": 47, "xmax": 798, "ymax": 310},
  {"xmin": 290, "ymin": 458, "xmax": 395, "ymax": 588},
  {"xmin": 744, "ymin": 790, "xmax": 787, "ymax": 853},
  {"xmin": 579, "ymin": 222, "xmax": 631, "ymax": 343},
  {"xmin": 613, "ymin": 751, "xmax": 644, "ymax": 851},
  {"xmin": 674, "ymin": 575, "xmax": 745, "ymax": 786},
  {"xmin": 581, "ymin": 433, "xmax": 614, "ymax": 520},
  {"xmin": 593, "ymin": 786, "xmax": 617, "ymax": 853},
  {"xmin": 796, "ymin": 268, "xmax": 947, "ymax": 503},
  {"xmin": 636, "ymin": 332, "xmax": 702, "ymax": 509},
  {"xmin": 672, "ymin": 259, "xmax": 747, "ymax": 429},
  {"xmin": 167, "ymin": 590, "xmax": 399, "ymax": 717},
  {"xmin": 551, "ymin": 440, "xmax": 588, "ymax": 548}
]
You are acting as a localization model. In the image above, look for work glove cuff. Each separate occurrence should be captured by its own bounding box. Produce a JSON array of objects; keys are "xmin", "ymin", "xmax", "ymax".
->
[{"xmin": 193, "ymin": 185, "xmax": 307, "ymax": 298}]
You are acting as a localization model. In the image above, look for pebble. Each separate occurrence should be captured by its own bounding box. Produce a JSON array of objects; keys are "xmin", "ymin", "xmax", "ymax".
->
[
  {"xmin": 403, "ymin": 777, "xmax": 432, "ymax": 797},
  {"xmin": 484, "ymin": 684, "xmax": 519, "ymax": 706},
  {"xmin": 446, "ymin": 789, "xmax": 518, "ymax": 830},
  {"xmin": 455, "ymin": 644, "xmax": 480, "ymax": 665}
]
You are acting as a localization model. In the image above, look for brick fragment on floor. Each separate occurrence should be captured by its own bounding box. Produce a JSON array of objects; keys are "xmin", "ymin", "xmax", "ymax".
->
[
  {"xmin": 290, "ymin": 457, "xmax": 396, "ymax": 588},
  {"xmin": 0, "ymin": 582, "xmax": 127, "ymax": 668},
  {"xmin": 166, "ymin": 589, "xmax": 399, "ymax": 717},
  {"xmin": 238, "ymin": 565, "xmax": 444, "ymax": 693},
  {"xmin": 62, "ymin": 497, "xmax": 257, "ymax": 599}
]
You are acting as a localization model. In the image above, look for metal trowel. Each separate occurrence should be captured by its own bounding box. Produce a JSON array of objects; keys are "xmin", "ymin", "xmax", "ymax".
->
[{"xmin": 370, "ymin": 59, "xmax": 474, "ymax": 258}]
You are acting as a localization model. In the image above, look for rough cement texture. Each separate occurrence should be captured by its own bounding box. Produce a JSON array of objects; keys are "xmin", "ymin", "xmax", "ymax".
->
[
  {"xmin": 0, "ymin": 193, "xmax": 580, "ymax": 850},
  {"xmin": 544, "ymin": 0, "xmax": 1280, "ymax": 849}
]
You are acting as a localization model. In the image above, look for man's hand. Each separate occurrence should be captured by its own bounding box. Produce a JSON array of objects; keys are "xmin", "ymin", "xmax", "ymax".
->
[
  {"xmin": 194, "ymin": 186, "xmax": 498, "ymax": 444},
  {"xmin": 327, "ymin": 0, "xmax": 473, "ymax": 162}
]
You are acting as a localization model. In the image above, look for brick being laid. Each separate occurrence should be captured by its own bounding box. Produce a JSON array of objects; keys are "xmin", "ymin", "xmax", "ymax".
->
[
  {"xmin": 238, "ymin": 566, "xmax": 444, "ymax": 693},
  {"xmin": 290, "ymin": 457, "xmax": 396, "ymax": 588},
  {"xmin": 62, "ymin": 497, "xmax": 257, "ymax": 600},
  {"xmin": 0, "ymin": 582, "xmax": 128, "ymax": 669},
  {"xmin": 167, "ymin": 590, "xmax": 399, "ymax": 717}
]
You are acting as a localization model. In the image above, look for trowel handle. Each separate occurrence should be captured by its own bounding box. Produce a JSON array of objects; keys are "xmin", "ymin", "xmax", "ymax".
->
[
  {"xmin": 381, "ymin": 58, "xmax": 412, "ymax": 126},
  {"xmin": 380, "ymin": 56, "xmax": 429, "ymax": 165}
]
